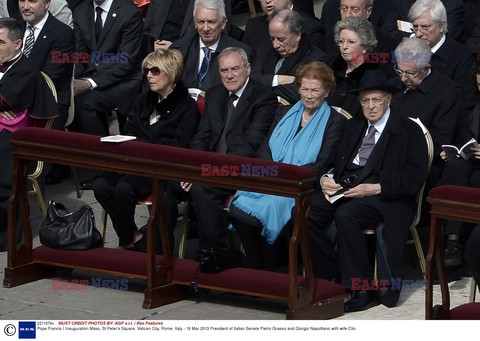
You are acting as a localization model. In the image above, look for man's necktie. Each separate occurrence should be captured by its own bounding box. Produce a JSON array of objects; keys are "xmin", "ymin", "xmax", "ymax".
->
[
  {"xmin": 358, "ymin": 125, "xmax": 377, "ymax": 166},
  {"xmin": 218, "ymin": 94, "xmax": 238, "ymax": 153},
  {"xmin": 274, "ymin": 58, "xmax": 284, "ymax": 74},
  {"xmin": 23, "ymin": 26, "xmax": 35, "ymax": 57},
  {"xmin": 95, "ymin": 6, "xmax": 103, "ymax": 42},
  {"xmin": 197, "ymin": 47, "xmax": 212, "ymax": 88}
]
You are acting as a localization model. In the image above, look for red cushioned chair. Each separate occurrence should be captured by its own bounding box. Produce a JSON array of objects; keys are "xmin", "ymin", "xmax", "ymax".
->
[{"xmin": 426, "ymin": 185, "xmax": 480, "ymax": 319}]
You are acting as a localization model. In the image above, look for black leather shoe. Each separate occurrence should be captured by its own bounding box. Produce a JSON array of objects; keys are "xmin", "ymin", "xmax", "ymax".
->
[
  {"xmin": 344, "ymin": 289, "xmax": 379, "ymax": 312},
  {"xmin": 80, "ymin": 177, "xmax": 96, "ymax": 190},
  {"xmin": 378, "ymin": 288, "xmax": 401, "ymax": 308},
  {"xmin": 445, "ymin": 239, "xmax": 463, "ymax": 267},
  {"xmin": 45, "ymin": 165, "xmax": 70, "ymax": 185}
]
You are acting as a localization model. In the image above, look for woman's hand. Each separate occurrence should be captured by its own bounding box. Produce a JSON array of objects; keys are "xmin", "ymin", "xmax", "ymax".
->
[
  {"xmin": 0, "ymin": 111, "xmax": 16, "ymax": 120},
  {"xmin": 154, "ymin": 40, "xmax": 172, "ymax": 50}
]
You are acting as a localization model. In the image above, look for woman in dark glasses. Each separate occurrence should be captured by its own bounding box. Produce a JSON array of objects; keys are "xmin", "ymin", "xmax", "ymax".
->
[{"xmin": 93, "ymin": 49, "xmax": 199, "ymax": 250}]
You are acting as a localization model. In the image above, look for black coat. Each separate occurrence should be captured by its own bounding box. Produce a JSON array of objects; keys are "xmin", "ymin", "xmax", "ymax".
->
[
  {"xmin": 431, "ymin": 37, "xmax": 478, "ymax": 128},
  {"xmin": 327, "ymin": 56, "xmax": 380, "ymax": 118},
  {"xmin": 390, "ymin": 69, "xmax": 463, "ymax": 157},
  {"xmin": 257, "ymin": 104, "xmax": 347, "ymax": 179},
  {"xmin": 191, "ymin": 78, "xmax": 277, "ymax": 157},
  {"xmin": 172, "ymin": 33, "xmax": 252, "ymax": 92},
  {"xmin": 26, "ymin": 12, "xmax": 74, "ymax": 107},
  {"xmin": 124, "ymin": 82, "xmax": 199, "ymax": 148},
  {"xmin": 251, "ymin": 36, "xmax": 328, "ymax": 103}
]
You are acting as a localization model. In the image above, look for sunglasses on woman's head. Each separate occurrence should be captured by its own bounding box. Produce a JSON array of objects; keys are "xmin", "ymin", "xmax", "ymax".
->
[{"xmin": 143, "ymin": 66, "xmax": 161, "ymax": 76}]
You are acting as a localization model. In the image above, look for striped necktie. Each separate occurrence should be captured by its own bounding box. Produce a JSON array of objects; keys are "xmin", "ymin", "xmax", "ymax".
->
[{"xmin": 23, "ymin": 26, "xmax": 35, "ymax": 57}]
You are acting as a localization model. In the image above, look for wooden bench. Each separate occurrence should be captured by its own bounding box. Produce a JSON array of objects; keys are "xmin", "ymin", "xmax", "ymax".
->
[{"xmin": 4, "ymin": 127, "xmax": 347, "ymax": 319}]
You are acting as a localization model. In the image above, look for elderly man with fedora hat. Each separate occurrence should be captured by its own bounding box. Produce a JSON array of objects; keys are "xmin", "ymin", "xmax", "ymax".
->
[{"xmin": 307, "ymin": 69, "xmax": 429, "ymax": 312}]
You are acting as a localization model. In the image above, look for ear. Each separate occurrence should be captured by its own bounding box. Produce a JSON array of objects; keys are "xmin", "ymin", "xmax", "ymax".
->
[
  {"xmin": 366, "ymin": 6, "xmax": 373, "ymax": 19},
  {"xmin": 14, "ymin": 39, "xmax": 22, "ymax": 52},
  {"xmin": 245, "ymin": 63, "xmax": 251, "ymax": 75},
  {"xmin": 439, "ymin": 21, "xmax": 446, "ymax": 33},
  {"xmin": 221, "ymin": 18, "xmax": 227, "ymax": 31}
]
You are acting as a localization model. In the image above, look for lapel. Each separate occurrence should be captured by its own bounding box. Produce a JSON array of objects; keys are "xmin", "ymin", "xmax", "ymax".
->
[
  {"xmin": 358, "ymin": 110, "xmax": 401, "ymax": 182},
  {"xmin": 432, "ymin": 37, "xmax": 450, "ymax": 68},
  {"xmin": 96, "ymin": 0, "xmax": 119, "ymax": 48},
  {"xmin": 337, "ymin": 119, "xmax": 366, "ymax": 176},
  {"xmin": 226, "ymin": 80, "xmax": 253, "ymax": 133},
  {"xmin": 29, "ymin": 13, "xmax": 53, "ymax": 59}
]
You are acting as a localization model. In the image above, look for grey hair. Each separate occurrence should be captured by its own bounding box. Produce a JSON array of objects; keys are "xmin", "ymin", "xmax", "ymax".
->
[
  {"xmin": 218, "ymin": 47, "xmax": 249, "ymax": 65},
  {"xmin": 364, "ymin": 0, "xmax": 373, "ymax": 6},
  {"xmin": 394, "ymin": 37, "xmax": 432, "ymax": 70},
  {"xmin": 333, "ymin": 17, "xmax": 377, "ymax": 53},
  {"xmin": 270, "ymin": 9, "xmax": 304, "ymax": 35},
  {"xmin": 408, "ymin": 0, "xmax": 447, "ymax": 29},
  {"xmin": 194, "ymin": 0, "xmax": 226, "ymax": 20}
]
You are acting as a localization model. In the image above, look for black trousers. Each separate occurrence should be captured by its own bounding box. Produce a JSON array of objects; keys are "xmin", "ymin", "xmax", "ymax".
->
[
  {"xmin": 73, "ymin": 79, "xmax": 142, "ymax": 136},
  {"xmin": 0, "ymin": 130, "xmax": 23, "ymax": 249},
  {"xmin": 465, "ymin": 224, "xmax": 480, "ymax": 284},
  {"xmin": 190, "ymin": 185, "xmax": 235, "ymax": 249}
]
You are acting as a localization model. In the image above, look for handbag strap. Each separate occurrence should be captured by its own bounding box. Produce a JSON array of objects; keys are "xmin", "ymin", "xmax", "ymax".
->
[{"xmin": 49, "ymin": 201, "xmax": 70, "ymax": 214}]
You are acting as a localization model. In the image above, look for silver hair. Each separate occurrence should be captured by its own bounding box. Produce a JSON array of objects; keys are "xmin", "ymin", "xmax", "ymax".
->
[
  {"xmin": 333, "ymin": 17, "xmax": 377, "ymax": 53},
  {"xmin": 394, "ymin": 37, "xmax": 432, "ymax": 70},
  {"xmin": 408, "ymin": 0, "xmax": 447, "ymax": 29},
  {"xmin": 270, "ymin": 9, "xmax": 304, "ymax": 35},
  {"xmin": 218, "ymin": 47, "xmax": 249, "ymax": 65},
  {"xmin": 194, "ymin": 0, "xmax": 226, "ymax": 20}
]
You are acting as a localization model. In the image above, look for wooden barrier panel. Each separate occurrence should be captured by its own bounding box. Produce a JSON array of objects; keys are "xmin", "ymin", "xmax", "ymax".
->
[{"xmin": 4, "ymin": 128, "xmax": 347, "ymax": 319}]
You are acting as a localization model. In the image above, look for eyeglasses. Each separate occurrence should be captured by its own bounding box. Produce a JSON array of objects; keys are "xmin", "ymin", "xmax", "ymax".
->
[
  {"xmin": 393, "ymin": 65, "xmax": 420, "ymax": 79},
  {"xmin": 339, "ymin": 174, "xmax": 358, "ymax": 188},
  {"xmin": 339, "ymin": 6, "xmax": 367, "ymax": 14},
  {"xmin": 359, "ymin": 93, "xmax": 388, "ymax": 106},
  {"xmin": 411, "ymin": 24, "xmax": 432, "ymax": 33},
  {"xmin": 143, "ymin": 66, "xmax": 161, "ymax": 76}
]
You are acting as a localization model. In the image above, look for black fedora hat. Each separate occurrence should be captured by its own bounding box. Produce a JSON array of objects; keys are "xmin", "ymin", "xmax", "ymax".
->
[{"xmin": 350, "ymin": 70, "xmax": 399, "ymax": 94}]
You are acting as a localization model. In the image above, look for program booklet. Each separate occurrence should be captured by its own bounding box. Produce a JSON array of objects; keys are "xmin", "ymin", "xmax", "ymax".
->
[
  {"xmin": 100, "ymin": 135, "xmax": 137, "ymax": 143},
  {"xmin": 441, "ymin": 137, "xmax": 480, "ymax": 160}
]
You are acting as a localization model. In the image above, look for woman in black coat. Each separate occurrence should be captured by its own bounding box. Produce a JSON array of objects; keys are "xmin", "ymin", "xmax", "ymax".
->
[
  {"xmin": 93, "ymin": 49, "xmax": 199, "ymax": 249},
  {"xmin": 328, "ymin": 17, "xmax": 378, "ymax": 118}
]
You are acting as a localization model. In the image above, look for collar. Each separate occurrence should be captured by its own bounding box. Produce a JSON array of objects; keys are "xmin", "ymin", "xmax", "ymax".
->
[
  {"xmin": 230, "ymin": 77, "xmax": 249, "ymax": 100},
  {"xmin": 368, "ymin": 107, "xmax": 390, "ymax": 135},
  {"xmin": 0, "ymin": 51, "xmax": 22, "ymax": 74},
  {"xmin": 94, "ymin": 0, "xmax": 113, "ymax": 13},
  {"xmin": 28, "ymin": 11, "xmax": 49, "ymax": 33},
  {"xmin": 431, "ymin": 34, "xmax": 446, "ymax": 54},
  {"xmin": 199, "ymin": 37, "xmax": 220, "ymax": 52}
]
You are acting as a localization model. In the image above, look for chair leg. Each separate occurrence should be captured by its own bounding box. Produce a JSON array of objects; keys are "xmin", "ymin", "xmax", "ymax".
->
[
  {"xmin": 178, "ymin": 202, "xmax": 189, "ymax": 259},
  {"xmin": 100, "ymin": 208, "xmax": 108, "ymax": 246},
  {"xmin": 71, "ymin": 166, "xmax": 81, "ymax": 199},
  {"xmin": 470, "ymin": 278, "xmax": 477, "ymax": 303},
  {"xmin": 410, "ymin": 226, "xmax": 426, "ymax": 279},
  {"xmin": 29, "ymin": 177, "xmax": 47, "ymax": 218}
]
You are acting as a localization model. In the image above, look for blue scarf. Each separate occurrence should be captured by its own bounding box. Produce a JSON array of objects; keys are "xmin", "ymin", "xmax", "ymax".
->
[{"xmin": 230, "ymin": 100, "xmax": 331, "ymax": 243}]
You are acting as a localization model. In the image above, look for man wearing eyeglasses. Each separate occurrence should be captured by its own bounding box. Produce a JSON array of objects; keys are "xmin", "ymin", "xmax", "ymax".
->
[
  {"xmin": 408, "ymin": 0, "xmax": 477, "ymax": 145},
  {"xmin": 390, "ymin": 38, "xmax": 462, "ymax": 182},
  {"xmin": 171, "ymin": 0, "xmax": 251, "ymax": 91},
  {"xmin": 307, "ymin": 69, "xmax": 428, "ymax": 312}
]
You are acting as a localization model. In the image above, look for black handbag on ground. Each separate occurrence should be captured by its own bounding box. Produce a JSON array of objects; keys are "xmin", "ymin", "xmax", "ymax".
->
[
  {"xmin": 39, "ymin": 201, "xmax": 103, "ymax": 250},
  {"xmin": 197, "ymin": 247, "xmax": 246, "ymax": 274}
]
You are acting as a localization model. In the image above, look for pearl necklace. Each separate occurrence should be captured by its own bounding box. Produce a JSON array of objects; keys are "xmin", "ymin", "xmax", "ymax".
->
[{"xmin": 302, "ymin": 112, "xmax": 311, "ymax": 123}]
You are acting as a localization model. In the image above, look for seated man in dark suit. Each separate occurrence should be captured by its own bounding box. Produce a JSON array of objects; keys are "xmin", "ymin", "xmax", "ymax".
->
[
  {"xmin": 408, "ymin": 0, "xmax": 478, "ymax": 141},
  {"xmin": 72, "ymin": 0, "xmax": 144, "ymax": 137},
  {"xmin": 169, "ymin": 0, "xmax": 251, "ymax": 92},
  {"xmin": 381, "ymin": 0, "xmax": 465, "ymax": 42},
  {"xmin": 308, "ymin": 70, "xmax": 428, "ymax": 311},
  {"xmin": 242, "ymin": 0, "xmax": 323, "ymax": 55},
  {"xmin": 181, "ymin": 47, "xmax": 278, "ymax": 250},
  {"xmin": 19, "ymin": 0, "xmax": 75, "ymax": 185},
  {"xmin": 251, "ymin": 9, "xmax": 327, "ymax": 104},
  {"xmin": 144, "ymin": 0, "xmax": 233, "ymax": 52},
  {"xmin": 0, "ymin": 17, "xmax": 58, "ymax": 251}
]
